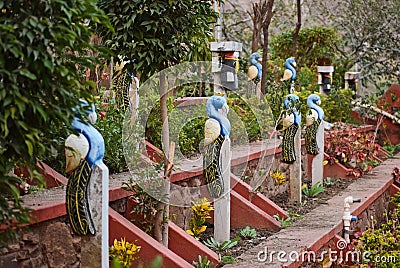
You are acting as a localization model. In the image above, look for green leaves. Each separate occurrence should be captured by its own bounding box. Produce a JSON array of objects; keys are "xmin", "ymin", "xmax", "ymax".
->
[
  {"xmin": 0, "ymin": 0, "xmax": 112, "ymax": 246},
  {"xmin": 97, "ymin": 0, "xmax": 217, "ymax": 81}
]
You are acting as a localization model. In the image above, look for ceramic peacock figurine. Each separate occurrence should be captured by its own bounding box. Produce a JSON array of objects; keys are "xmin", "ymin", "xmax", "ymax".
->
[
  {"xmin": 281, "ymin": 57, "xmax": 297, "ymax": 93},
  {"xmin": 203, "ymin": 95, "xmax": 230, "ymax": 198},
  {"xmin": 305, "ymin": 94, "xmax": 324, "ymax": 155},
  {"xmin": 65, "ymin": 100, "xmax": 105, "ymax": 235},
  {"xmin": 112, "ymin": 58, "xmax": 139, "ymax": 111},
  {"xmin": 248, "ymin": 53, "xmax": 262, "ymax": 82},
  {"xmin": 281, "ymin": 94, "xmax": 301, "ymax": 164}
]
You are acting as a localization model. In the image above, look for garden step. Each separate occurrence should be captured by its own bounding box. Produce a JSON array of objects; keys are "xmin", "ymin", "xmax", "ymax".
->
[{"xmin": 224, "ymin": 154, "xmax": 400, "ymax": 267}]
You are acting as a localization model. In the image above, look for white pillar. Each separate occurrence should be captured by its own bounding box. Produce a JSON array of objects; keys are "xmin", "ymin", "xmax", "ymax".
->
[
  {"xmin": 311, "ymin": 122, "xmax": 324, "ymax": 186},
  {"xmin": 81, "ymin": 163, "xmax": 109, "ymax": 268},
  {"xmin": 214, "ymin": 138, "xmax": 231, "ymax": 243},
  {"xmin": 289, "ymin": 129, "xmax": 302, "ymax": 203}
]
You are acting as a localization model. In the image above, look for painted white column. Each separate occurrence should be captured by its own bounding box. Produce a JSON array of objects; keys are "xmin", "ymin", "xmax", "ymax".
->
[
  {"xmin": 289, "ymin": 128, "xmax": 302, "ymax": 203},
  {"xmin": 311, "ymin": 122, "xmax": 324, "ymax": 186},
  {"xmin": 81, "ymin": 163, "xmax": 109, "ymax": 268},
  {"xmin": 214, "ymin": 138, "xmax": 231, "ymax": 243}
]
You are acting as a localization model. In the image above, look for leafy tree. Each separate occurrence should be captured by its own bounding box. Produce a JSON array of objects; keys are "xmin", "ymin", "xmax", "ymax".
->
[
  {"xmin": 0, "ymin": 0, "xmax": 111, "ymax": 245},
  {"xmin": 270, "ymin": 26, "xmax": 339, "ymax": 69},
  {"xmin": 97, "ymin": 0, "xmax": 217, "ymax": 81},
  {"xmin": 97, "ymin": 0, "xmax": 218, "ymax": 246},
  {"xmin": 313, "ymin": 0, "xmax": 400, "ymax": 90}
]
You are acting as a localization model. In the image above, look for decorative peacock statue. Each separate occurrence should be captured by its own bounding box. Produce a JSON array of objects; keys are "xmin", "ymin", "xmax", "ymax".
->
[
  {"xmin": 203, "ymin": 95, "xmax": 230, "ymax": 198},
  {"xmin": 281, "ymin": 94, "xmax": 301, "ymax": 164},
  {"xmin": 65, "ymin": 100, "xmax": 105, "ymax": 235},
  {"xmin": 248, "ymin": 53, "xmax": 262, "ymax": 82},
  {"xmin": 281, "ymin": 57, "xmax": 297, "ymax": 93},
  {"xmin": 112, "ymin": 58, "xmax": 139, "ymax": 111},
  {"xmin": 305, "ymin": 94, "xmax": 324, "ymax": 155}
]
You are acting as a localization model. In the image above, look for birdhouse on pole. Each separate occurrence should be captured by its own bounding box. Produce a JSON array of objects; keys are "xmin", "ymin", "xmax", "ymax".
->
[
  {"xmin": 210, "ymin": 41, "xmax": 242, "ymax": 94},
  {"xmin": 344, "ymin": 72, "xmax": 361, "ymax": 97},
  {"xmin": 317, "ymin": 66, "xmax": 334, "ymax": 94}
]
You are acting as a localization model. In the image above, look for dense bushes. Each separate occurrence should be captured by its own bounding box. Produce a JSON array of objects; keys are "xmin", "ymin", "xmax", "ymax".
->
[{"xmin": 0, "ymin": 0, "xmax": 111, "ymax": 245}]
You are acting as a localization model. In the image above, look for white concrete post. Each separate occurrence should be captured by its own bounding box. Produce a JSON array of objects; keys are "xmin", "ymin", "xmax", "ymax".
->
[
  {"xmin": 289, "ymin": 128, "xmax": 302, "ymax": 203},
  {"xmin": 214, "ymin": 138, "xmax": 231, "ymax": 243},
  {"xmin": 81, "ymin": 163, "xmax": 109, "ymax": 268},
  {"xmin": 311, "ymin": 122, "xmax": 324, "ymax": 186}
]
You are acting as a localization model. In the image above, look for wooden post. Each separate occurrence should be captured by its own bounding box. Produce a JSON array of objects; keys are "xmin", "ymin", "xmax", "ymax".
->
[
  {"xmin": 289, "ymin": 127, "xmax": 302, "ymax": 203},
  {"xmin": 311, "ymin": 122, "xmax": 324, "ymax": 186},
  {"xmin": 81, "ymin": 163, "xmax": 109, "ymax": 268},
  {"xmin": 214, "ymin": 138, "xmax": 231, "ymax": 243}
]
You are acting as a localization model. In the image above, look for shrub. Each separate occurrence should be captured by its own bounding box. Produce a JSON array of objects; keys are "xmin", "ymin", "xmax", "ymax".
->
[{"xmin": 0, "ymin": 0, "xmax": 111, "ymax": 246}]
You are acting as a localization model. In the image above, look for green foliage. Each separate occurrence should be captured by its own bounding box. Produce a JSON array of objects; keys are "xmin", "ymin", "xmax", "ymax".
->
[
  {"xmin": 145, "ymin": 97, "xmax": 175, "ymax": 150},
  {"xmin": 239, "ymin": 226, "xmax": 258, "ymax": 239},
  {"xmin": 323, "ymin": 177, "xmax": 335, "ymax": 186},
  {"xmin": 227, "ymin": 94, "xmax": 275, "ymax": 143},
  {"xmin": 97, "ymin": 0, "xmax": 217, "ymax": 81},
  {"xmin": 193, "ymin": 255, "xmax": 213, "ymax": 268},
  {"xmin": 273, "ymin": 214, "xmax": 292, "ymax": 228},
  {"xmin": 124, "ymin": 183, "xmax": 161, "ymax": 234},
  {"xmin": 319, "ymin": 89, "xmax": 354, "ymax": 123},
  {"xmin": 295, "ymin": 88, "xmax": 354, "ymax": 124},
  {"xmin": 356, "ymin": 191, "xmax": 400, "ymax": 267},
  {"xmin": 383, "ymin": 144, "xmax": 400, "ymax": 156},
  {"xmin": 270, "ymin": 26, "xmax": 340, "ymax": 68},
  {"xmin": 178, "ymin": 117, "xmax": 207, "ymax": 157},
  {"xmin": 221, "ymin": 255, "xmax": 238, "ymax": 264},
  {"xmin": 302, "ymin": 182, "xmax": 326, "ymax": 198},
  {"xmin": 95, "ymin": 99, "xmax": 127, "ymax": 174},
  {"xmin": 203, "ymin": 236, "xmax": 240, "ymax": 252},
  {"xmin": 0, "ymin": 0, "xmax": 111, "ymax": 246}
]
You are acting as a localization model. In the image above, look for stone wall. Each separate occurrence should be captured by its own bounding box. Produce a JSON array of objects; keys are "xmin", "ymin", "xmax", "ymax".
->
[{"xmin": 0, "ymin": 217, "xmax": 80, "ymax": 268}]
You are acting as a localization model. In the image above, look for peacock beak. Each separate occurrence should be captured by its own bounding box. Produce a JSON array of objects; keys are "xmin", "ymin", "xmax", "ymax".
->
[
  {"xmin": 317, "ymin": 100, "xmax": 321, "ymax": 105},
  {"xmin": 292, "ymin": 61, "xmax": 297, "ymax": 68},
  {"xmin": 65, "ymin": 147, "xmax": 81, "ymax": 173},
  {"xmin": 258, "ymin": 57, "xmax": 262, "ymax": 62}
]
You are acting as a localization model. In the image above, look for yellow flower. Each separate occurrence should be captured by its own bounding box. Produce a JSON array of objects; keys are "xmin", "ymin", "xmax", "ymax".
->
[
  {"xmin": 301, "ymin": 183, "xmax": 308, "ymax": 190},
  {"xmin": 186, "ymin": 230, "xmax": 194, "ymax": 236}
]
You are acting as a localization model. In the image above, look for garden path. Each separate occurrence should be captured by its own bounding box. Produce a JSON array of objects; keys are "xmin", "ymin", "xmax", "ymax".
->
[{"xmin": 224, "ymin": 154, "xmax": 400, "ymax": 267}]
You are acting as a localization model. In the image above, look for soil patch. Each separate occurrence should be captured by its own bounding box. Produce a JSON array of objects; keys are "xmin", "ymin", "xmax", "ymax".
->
[
  {"xmin": 200, "ymin": 177, "xmax": 356, "ymax": 266},
  {"xmin": 269, "ymin": 178, "xmax": 355, "ymax": 217}
]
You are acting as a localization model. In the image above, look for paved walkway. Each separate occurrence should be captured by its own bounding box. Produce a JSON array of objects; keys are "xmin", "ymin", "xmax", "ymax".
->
[{"xmin": 225, "ymin": 154, "xmax": 400, "ymax": 267}]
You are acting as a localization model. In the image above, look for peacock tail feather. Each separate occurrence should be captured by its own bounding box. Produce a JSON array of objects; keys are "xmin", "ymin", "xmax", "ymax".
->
[
  {"xmin": 305, "ymin": 118, "xmax": 321, "ymax": 155},
  {"xmin": 113, "ymin": 71, "xmax": 131, "ymax": 110},
  {"xmin": 66, "ymin": 159, "xmax": 96, "ymax": 236},
  {"xmin": 203, "ymin": 135, "xmax": 225, "ymax": 198},
  {"xmin": 281, "ymin": 123, "xmax": 299, "ymax": 164}
]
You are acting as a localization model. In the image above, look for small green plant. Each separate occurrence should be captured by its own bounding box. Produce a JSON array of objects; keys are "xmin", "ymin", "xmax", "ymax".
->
[
  {"xmin": 109, "ymin": 238, "xmax": 140, "ymax": 268},
  {"xmin": 356, "ymin": 191, "xmax": 400, "ymax": 267},
  {"xmin": 323, "ymin": 177, "xmax": 335, "ymax": 186},
  {"xmin": 383, "ymin": 144, "xmax": 400, "ymax": 156},
  {"xmin": 186, "ymin": 198, "xmax": 214, "ymax": 240},
  {"xmin": 221, "ymin": 255, "xmax": 237, "ymax": 264},
  {"xmin": 273, "ymin": 214, "xmax": 292, "ymax": 228},
  {"xmin": 239, "ymin": 226, "xmax": 258, "ymax": 239},
  {"xmin": 193, "ymin": 255, "xmax": 213, "ymax": 268},
  {"xmin": 203, "ymin": 236, "xmax": 240, "ymax": 252},
  {"xmin": 302, "ymin": 182, "xmax": 326, "ymax": 198}
]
